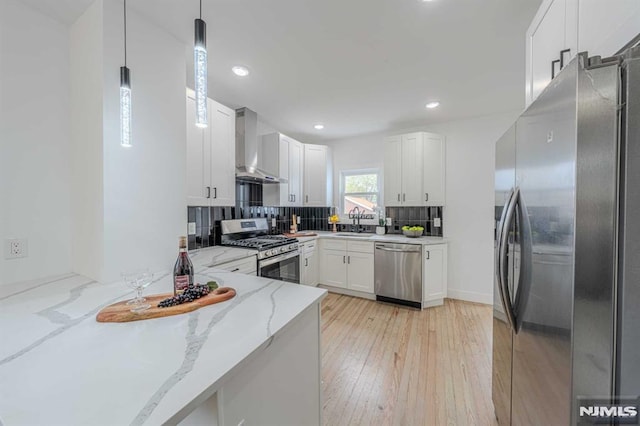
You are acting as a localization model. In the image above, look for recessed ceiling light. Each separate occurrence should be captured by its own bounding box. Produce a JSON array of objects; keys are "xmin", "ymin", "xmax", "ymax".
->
[
  {"xmin": 314, "ymin": 124, "xmax": 325, "ymax": 130},
  {"xmin": 232, "ymin": 66, "xmax": 249, "ymax": 77},
  {"xmin": 425, "ymin": 101, "xmax": 440, "ymax": 109}
]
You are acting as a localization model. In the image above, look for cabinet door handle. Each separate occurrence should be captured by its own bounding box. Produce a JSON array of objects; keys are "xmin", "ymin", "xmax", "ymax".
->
[
  {"xmin": 347, "ymin": 256, "xmax": 350, "ymax": 264},
  {"xmin": 551, "ymin": 59, "xmax": 560, "ymax": 79},
  {"xmin": 306, "ymin": 195, "xmax": 309, "ymax": 203},
  {"xmin": 397, "ymin": 193, "xmax": 400, "ymax": 202},
  {"xmin": 559, "ymin": 48, "xmax": 571, "ymax": 69},
  {"xmin": 293, "ymin": 194, "xmax": 296, "ymax": 202},
  {"xmin": 403, "ymin": 193, "xmax": 406, "ymax": 202},
  {"xmin": 343, "ymin": 256, "xmax": 346, "ymax": 264},
  {"xmin": 425, "ymin": 193, "xmax": 429, "ymax": 202},
  {"xmin": 214, "ymin": 187, "xmax": 217, "ymax": 199},
  {"xmin": 206, "ymin": 186, "xmax": 211, "ymax": 198},
  {"xmin": 305, "ymin": 258, "xmax": 308, "ymax": 267},
  {"xmin": 426, "ymin": 251, "xmax": 430, "ymax": 260},
  {"xmin": 231, "ymin": 268, "xmax": 240, "ymax": 272}
]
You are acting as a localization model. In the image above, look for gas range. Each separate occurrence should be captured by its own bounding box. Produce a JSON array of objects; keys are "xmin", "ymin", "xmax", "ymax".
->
[{"xmin": 220, "ymin": 219, "xmax": 299, "ymax": 260}]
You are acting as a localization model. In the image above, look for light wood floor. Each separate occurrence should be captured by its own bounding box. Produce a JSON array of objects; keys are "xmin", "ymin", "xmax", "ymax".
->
[{"xmin": 321, "ymin": 293, "xmax": 497, "ymax": 426}]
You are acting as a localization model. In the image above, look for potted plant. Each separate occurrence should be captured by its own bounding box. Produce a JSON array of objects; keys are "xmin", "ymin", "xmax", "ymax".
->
[{"xmin": 376, "ymin": 218, "xmax": 386, "ymax": 235}]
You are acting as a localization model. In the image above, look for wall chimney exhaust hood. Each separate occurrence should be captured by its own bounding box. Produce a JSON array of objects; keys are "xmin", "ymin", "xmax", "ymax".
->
[{"xmin": 235, "ymin": 107, "xmax": 284, "ymax": 184}]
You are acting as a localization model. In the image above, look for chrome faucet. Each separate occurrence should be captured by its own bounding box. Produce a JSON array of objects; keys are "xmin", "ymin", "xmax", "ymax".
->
[{"xmin": 349, "ymin": 206, "xmax": 361, "ymax": 232}]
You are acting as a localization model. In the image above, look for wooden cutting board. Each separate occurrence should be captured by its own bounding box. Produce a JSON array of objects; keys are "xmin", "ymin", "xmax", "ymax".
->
[
  {"xmin": 283, "ymin": 232, "xmax": 318, "ymax": 238},
  {"xmin": 96, "ymin": 287, "xmax": 236, "ymax": 323}
]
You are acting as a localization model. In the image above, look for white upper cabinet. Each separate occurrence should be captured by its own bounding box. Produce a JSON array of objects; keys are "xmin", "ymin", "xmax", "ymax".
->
[
  {"xmin": 401, "ymin": 133, "xmax": 424, "ymax": 206},
  {"xmin": 289, "ymin": 140, "xmax": 303, "ymax": 205},
  {"xmin": 526, "ymin": 0, "xmax": 640, "ymax": 107},
  {"xmin": 262, "ymin": 133, "xmax": 303, "ymax": 206},
  {"xmin": 526, "ymin": 0, "xmax": 577, "ymax": 107},
  {"xmin": 186, "ymin": 92, "xmax": 236, "ymax": 207},
  {"xmin": 383, "ymin": 135, "xmax": 403, "ymax": 207},
  {"xmin": 384, "ymin": 132, "xmax": 446, "ymax": 207},
  {"xmin": 303, "ymin": 144, "xmax": 332, "ymax": 206},
  {"xmin": 186, "ymin": 92, "xmax": 208, "ymax": 206},
  {"xmin": 209, "ymin": 100, "xmax": 236, "ymax": 206},
  {"xmin": 422, "ymin": 133, "xmax": 445, "ymax": 206},
  {"xmin": 578, "ymin": 0, "xmax": 640, "ymax": 57}
]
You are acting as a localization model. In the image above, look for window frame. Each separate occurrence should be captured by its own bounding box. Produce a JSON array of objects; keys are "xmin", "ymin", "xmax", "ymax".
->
[{"xmin": 339, "ymin": 168, "xmax": 382, "ymax": 216}]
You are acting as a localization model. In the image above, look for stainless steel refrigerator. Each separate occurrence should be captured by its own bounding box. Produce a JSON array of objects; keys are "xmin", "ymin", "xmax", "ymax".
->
[{"xmin": 493, "ymin": 46, "xmax": 640, "ymax": 425}]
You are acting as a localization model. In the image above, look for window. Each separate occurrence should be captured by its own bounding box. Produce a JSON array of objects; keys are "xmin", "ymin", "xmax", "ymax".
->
[{"xmin": 340, "ymin": 169, "xmax": 381, "ymax": 215}]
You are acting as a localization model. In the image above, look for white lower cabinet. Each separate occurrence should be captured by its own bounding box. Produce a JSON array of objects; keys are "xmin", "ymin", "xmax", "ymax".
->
[
  {"xmin": 346, "ymin": 252, "xmax": 375, "ymax": 293},
  {"xmin": 300, "ymin": 240, "xmax": 319, "ymax": 286},
  {"xmin": 319, "ymin": 239, "xmax": 374, "ymax": 293},
  {"xmin": 180, "ymin": 304, "xmax": 321, "ymax": 426},
  {"xmin": 219, "ymin": 305, "xmax": 320, "ymax": 426},
  {"xmin": 319, "ymin": 249, "xmax": 348, "ymax": 288},
  {"xmin": 423, "ymin": 244, "xmax": 448, "ymax": 307},
  {"xmin": 214, "ymin": 256, "xmax": 257, "ymax": 276}
]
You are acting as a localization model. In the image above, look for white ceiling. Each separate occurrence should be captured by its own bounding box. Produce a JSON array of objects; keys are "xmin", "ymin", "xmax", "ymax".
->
[{"xmin": 20, "ymin": 0, "xmax": 541, "ymax": 143}]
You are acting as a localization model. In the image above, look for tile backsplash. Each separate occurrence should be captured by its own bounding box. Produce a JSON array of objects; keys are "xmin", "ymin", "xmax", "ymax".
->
[
  {"xmin": 187, "ymin": 205, "xmax": 332, "ymax": 250},
  {"xmin": 187, "ymin": 190, "xmax": 443, "ymax": 250},
  {"xmin": 385, "ymin": 206, "xmax": 443, "ymax": 237}
]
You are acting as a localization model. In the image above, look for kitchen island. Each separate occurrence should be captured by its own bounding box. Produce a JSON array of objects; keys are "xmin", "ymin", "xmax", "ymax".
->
[{"xmin": 0, "ymin": 263, "xmax": 326, "ymax": 425}]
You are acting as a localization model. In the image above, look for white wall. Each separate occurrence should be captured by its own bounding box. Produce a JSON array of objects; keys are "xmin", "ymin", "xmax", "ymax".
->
[
  {"xmin": 101, "ymin": 0, "xmax": 187, "ymax": 282},
  {"xmin": 70, "ymin": 0, "xmax": 104, "ymax": 281},
  {"xmin": 0, "ymin": 0, "xmax": 73, "ymax": 285},
  {"xmin": 325, "ymin": 111, "xmax": 519, "ymax": 304}
]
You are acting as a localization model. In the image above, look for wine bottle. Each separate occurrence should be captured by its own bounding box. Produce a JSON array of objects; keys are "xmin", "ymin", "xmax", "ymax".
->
[{"xmin": 173, "ymin": 236, "xmax": 194, "ymax": 295}]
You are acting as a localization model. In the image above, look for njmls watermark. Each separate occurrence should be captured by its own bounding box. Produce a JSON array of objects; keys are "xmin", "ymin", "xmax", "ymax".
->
[{"xmin": 577, "ymin": 397, "xmax": 639, "ymax": 425}]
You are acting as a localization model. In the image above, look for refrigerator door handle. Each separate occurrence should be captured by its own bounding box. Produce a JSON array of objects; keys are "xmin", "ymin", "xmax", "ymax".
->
[
  {"xmin": 496, "ymin": 188, "xmax": 515, "ymax": 328},
  {"xmin": 499, "ymin": 187, "xmax": 519, "ymax": 331}
]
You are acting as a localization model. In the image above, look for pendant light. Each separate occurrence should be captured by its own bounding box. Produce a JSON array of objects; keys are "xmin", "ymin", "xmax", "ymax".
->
[
  {"xmin": 194, "ymin": 0, "xmax": 208, "ymax": 128},
  {"xmin": 120, "ymin": 0, "xmax": 132, "ymax": 147}
]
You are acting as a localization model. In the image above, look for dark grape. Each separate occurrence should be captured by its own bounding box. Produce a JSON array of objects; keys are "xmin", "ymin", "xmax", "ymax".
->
[{"xmin": 158, "ymin": 284, "xmax": 211, "ymax": 308}]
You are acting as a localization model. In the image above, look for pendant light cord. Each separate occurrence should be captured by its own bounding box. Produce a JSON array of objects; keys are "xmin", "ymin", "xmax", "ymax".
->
[
  {"xmin": 124, "ymin": 0, "xmax": 128, "ymax": 66},
  {"xmin": 199, "ymin": 0, "xmax": 202, "ymax": 19}
]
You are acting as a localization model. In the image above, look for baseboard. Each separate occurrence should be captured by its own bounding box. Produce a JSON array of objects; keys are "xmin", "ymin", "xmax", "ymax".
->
[
  {"xmin": 446, "ymin": 289, "xmax": 492, "ymax": 305},
  {"xmin": 317, "ymin": 284, "xmax": 376, "ymax": 301},
  {"xmin": 422, "ymin": 299, "xmax": 444, "ymax": 309}
]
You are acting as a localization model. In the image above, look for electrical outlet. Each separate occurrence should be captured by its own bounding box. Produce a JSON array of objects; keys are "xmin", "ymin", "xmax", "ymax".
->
[
  {"xmin": 5, "ymin": 238, "xmax": 27, "ymax": 259},
  {"xmin": 187, "ymin": 222, "xmax": 196, "ymax": 235},
  {"xmin": 434, "ymin": 218, "xmax": 441, "ymax": 228},
  {"xmin": 296, "ymin": 216, "xmax": 301, "ymax": 224},
  {"xmin": 271, "ymin": 218, "xmax": 276, "ymax": 227}
]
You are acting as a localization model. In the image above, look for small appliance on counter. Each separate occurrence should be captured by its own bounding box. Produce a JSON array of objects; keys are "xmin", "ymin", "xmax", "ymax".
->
[{"xmin": 220, "ymin": 218, "xmax": 300, "ymax": 284}]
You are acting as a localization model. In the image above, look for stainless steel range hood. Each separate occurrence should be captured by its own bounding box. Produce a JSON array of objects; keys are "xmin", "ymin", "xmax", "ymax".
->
[{"xmin": 235, "ymin": 107, "xmax": 284, "ymax": 184}]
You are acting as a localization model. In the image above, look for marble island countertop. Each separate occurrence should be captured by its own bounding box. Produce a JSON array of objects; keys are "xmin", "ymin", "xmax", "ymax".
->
[
  {"xmin": 189, "ymin": 245, "xmax": 257, "ymax": 267},
  {"xmin": 0, "ymin": 267, "xmax": 326, "ymax": 425}
]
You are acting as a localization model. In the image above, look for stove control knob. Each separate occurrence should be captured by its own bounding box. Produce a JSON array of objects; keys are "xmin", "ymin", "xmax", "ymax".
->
[
  {"xmin": 266, "ymin": 250, "xmax": 272, "ymax": 257},
  {"xmin": 279, "ymin": 247, "xmax": 286, "ymax": 253}
]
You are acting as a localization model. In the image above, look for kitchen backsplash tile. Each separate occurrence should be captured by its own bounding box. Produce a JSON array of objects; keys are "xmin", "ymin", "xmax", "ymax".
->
[
  {"xmin": 186, "ymin": 204, "xmax": 443, "ymax": 250},
  {"xmin": 187, "ymin": 205, "xmax": 332, "ymax": 250},
  {"xmin": 385, "ymin": 206, "xmax": 443, "ymax": 236}
]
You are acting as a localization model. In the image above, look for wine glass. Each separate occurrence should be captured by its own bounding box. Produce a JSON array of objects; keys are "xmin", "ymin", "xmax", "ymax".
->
[{"xmin": 122, "ymin": 269, "xmax": 154, "ymax": 312}]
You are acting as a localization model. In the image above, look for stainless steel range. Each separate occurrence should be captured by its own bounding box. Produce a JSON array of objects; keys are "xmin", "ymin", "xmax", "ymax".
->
[{"xmin": 220, "ymin": 218, "xmax": 300, "ymax": 283}]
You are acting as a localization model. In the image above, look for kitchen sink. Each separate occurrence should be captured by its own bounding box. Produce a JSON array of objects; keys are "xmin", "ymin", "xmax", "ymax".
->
[{"xmin": 335, "ymin": 233, "xmax": 373, "ymax": 238}]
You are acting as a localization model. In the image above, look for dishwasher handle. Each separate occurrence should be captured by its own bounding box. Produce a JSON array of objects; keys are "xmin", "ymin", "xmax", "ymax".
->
[{"xmin": 375, "ymin": 244, "xmax": 421, "ymax": 253}]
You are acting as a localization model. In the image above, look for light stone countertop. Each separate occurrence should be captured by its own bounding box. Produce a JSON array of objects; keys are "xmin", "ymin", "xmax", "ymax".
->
[
  {"xmin": 0, "ymin": 267, "xmax": 326, "ymax": 425},
  {"xmin": 295, "ymin": 230, "xmax": 447, "ymax": 245},
  {"xmin": 189, "ymin": 245, "xmax": 257, "ymax": 267}
]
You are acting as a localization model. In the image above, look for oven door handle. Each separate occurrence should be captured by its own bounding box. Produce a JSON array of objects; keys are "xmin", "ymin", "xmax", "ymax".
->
[{"xmin": 259, "ymin": 250, "xmax": 300, "ymax": 268}]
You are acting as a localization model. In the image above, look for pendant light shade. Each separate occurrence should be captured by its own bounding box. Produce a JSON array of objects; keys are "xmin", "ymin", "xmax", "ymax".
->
[
  {"xmin": 120, "ymin": 0, "xmax": 132, "ymax": 147},
  {"xmin": 194, "ymin": 1, "xmax": 208, "ymax": 128},
  {"xmin": 120, "ymin": 66, "xmax": 132, "ymax": 147}
]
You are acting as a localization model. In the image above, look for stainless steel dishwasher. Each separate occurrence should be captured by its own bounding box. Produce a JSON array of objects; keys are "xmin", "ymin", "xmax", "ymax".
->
[{"xmin": 374, "ymin": 242, "xmax": 422, "ymax": 308}]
